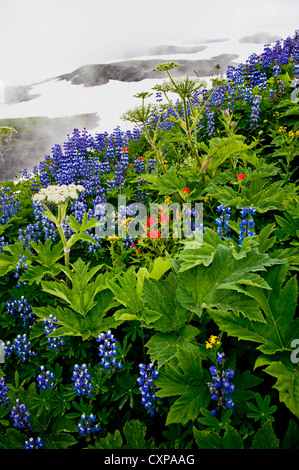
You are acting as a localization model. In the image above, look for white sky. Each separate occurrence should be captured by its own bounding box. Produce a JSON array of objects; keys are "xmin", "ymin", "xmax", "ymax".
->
[{"xmin": 0, "ymin": 0, "xmax": 298, "ymax": 85}]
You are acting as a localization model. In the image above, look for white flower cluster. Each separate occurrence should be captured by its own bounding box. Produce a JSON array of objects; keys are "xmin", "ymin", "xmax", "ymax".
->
[{"xmin": 32, "ymin": 184, "xmax": 85, "ymax": 205}]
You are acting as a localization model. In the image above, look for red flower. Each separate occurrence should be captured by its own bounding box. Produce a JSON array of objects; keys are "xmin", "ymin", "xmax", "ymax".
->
[
  {"xmin": 236, "ymin": 174, "xmax": 245, "ymax": 181},
  {"xmin": 146, "ymin": 217, "xmax": 157, "ymax": 228},
  {"xmin": 149, "ymin": 229, "xmax": 161, "ymax": 239},
  {"xmin": 182, "ymin": 187, "xmax": 190, "ymax": 194},
  {"xmin": 129, "ymin": 163, "xmax": 133, "ymax": 167},
  {"xmin": 160, "ymin": 214, "xmax": 170, "ymax": 225},
  {"xmin": 138, "ymin": 156, "xmax": 143, "ymax": 161}
]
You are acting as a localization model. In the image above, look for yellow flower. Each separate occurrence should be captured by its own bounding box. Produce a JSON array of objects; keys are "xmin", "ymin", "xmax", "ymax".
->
[
  {"xmin": 205, "ymin": 335, "xmax": 221, "ymax": 349},
  {"xmin": 273, "ymin": 111, "xmax": 280, "ymax": 118},
  {"xmin": 204, "ymin": 196, "xmax": 210, "ymax": 202},
  {"xmin": 164, "ymin": 195, "xmax": 172, "ymax": 205},
  {"xmin": 289, "ymin": 130, "xmax": 295, "ymax": 138},
  {"xmin": 209, "ymin": 335, "xmax": 218, "ymax": 344},
  {"xmin": 278, "ymin": 126, "xmax": 287, "ymax": 134},
  {"xmin": 107, "ymin": 235, "xmax": 119, "ymax": 244}
]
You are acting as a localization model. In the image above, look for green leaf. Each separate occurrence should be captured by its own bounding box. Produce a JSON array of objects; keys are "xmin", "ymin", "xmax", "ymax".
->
[
  {"xmin": 90, "ymin": 430, "xmax": 123, "ymax": 449},
  {"xmin": 193, "ymin": 425, "xmax": 244, "ymax": 449},
  {"xmin": 40, "ymin": 432, "xmax": 77, "ymax": 449},
  {"xmin": 155, "ymin": 347, "xmax": 210, "ymax": 425},
  {"xmin": 141, "ymin": 272, "xmax": 190, "ymax": 332},
  {"xmin": 207, "ymin": 264, "xmax": 299, "ymax": 355},
  {"xmin": 145, "ymin": 326, "xmax": 200, "ymax": 367},
  {"xmin": 263, "ymin": 361, "xmax": 299, "ymax": 418},
  {"xmin": 0, "ymin": 241, "xmax": 33, "ymax": 276},
  {"xmin": 148, "ymin": 257, "xmax": 173, "ymax": 281},
  {"xmin": 251, "ymin": 421, "xmax": 280, "ymax": 449},
  {"xmin": 0, "ymin": 429, "xmax": 26, "ymax": 449},
  {"xmin": 108, "ymin": 267, "xmax": 161, "ymax": 325},
  {"xmin": 123, "ymin": 419, "xmax": 156, "ymax": 449},
  {"xmin": 21, "ymin": 264, "xmax": 62, "ymax": 285},
  {"xmin": 148, "ymin": 166, "xmax": 186, "ymax": 195},
  {"xmin": 41, "ymin": 258, "xmax": 107, "ymax": 315},
  {"xmin": 282, "ymin": 419, "xmax": 299, "ymax": 449},
  {"xmin": 176, "ymin": 238, "xmax": 280, "ymax": 322},
  {"xmin": 30, "ymin": 239, "xmax": 64, "ymax": 267}
]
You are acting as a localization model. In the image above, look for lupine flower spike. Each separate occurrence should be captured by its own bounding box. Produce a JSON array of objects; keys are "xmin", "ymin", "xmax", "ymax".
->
[
  {"xmin": 207, "ymin": 353, "xmax": 235, "ymax": 416},
  {"xmin": 96, "ymin": 331, "xmax": 123, "ymax": 371},
  {"xmin": 137, "ymin": 363, "xmax": 161, "ymax": 417}
]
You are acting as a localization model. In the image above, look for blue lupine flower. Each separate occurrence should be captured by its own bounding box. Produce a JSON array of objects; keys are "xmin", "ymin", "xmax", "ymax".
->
[
  {"xmin": 137, "ymin": 363, "xmax": 161, "ymax": 417},
  {"xmin": 10, "ymin": 399, "xmax": 32, "ymax": 430},
  {"xmin": 5, "ymin": 296, "xmax": 36, "ymax": 328},
  {"xmin": 207, "ymin": 360, "xmax": 235, "ymax": 416},
  {"xmin": 209, "ymin": 366, "xmax": 218, "ymax": 376},
  {"xmin": 0, "ymin": 235, "xmax": 8, "ymax": 253},
  {"xmin": 238, "ymin": 206, "xmax": 256, "ymax": 248},
  {"xmin": 96, "ymin": 331, "xmax": 123, "ymax": 371},
  {"xmin": 4, "ymin": 334, "xmax": 37, "ymax": 363},
  {"xmin": 0, "ymin": 377, "xmax": 10, "ymax": 408},
  {"xmin": 217, "ymin": 352, "xmax": 225, "ymax": 364},
  {"xmin": 0, "ymin": 187, "xmax": 20, "ymax": 224},
  {"xmin": 77, "ymin": 413, "xmax": 101, "ymax": 437},
  {"xmin": 215, "ymin": 205, "xmax": 231, "ymax": 239},
  {"xmin": 43, "ymin": 315, "xmax": 66, "ymax": 351},
  {"xmin": 71, "ymin": 364, "xmax": 93, "ymax": 397},
  {"xmin": 24, "ymin": 437, "xmax": 44, "ymax": 449},
  {"xmin": 36, "ymin": 366, "xmax": 56, "ymax": 392}
]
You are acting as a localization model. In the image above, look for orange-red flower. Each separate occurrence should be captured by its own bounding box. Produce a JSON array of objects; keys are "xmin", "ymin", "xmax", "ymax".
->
[
  {"xmin": 236, "ymin": 174, "xmax": 245, "ymax": 181},
  {"xmin": 146, "ymin": 216, "xmax": 157, "ymax": 228},
  {"xmin": 182, "ymin": 187, "xmax": 190, "ymax": 193},
  {"xmin": 160, "ymin": 214, "xmax": 170, "ymax": 225},
  {"xmin": 149, "ymin": 229, "xmax": 161, "ymax": 239}
]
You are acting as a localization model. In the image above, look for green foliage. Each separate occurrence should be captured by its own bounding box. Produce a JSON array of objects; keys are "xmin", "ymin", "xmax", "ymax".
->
[
  {"xmin": 154, "ymin": 347, "xmax": 211, "ymax": 425},
  {"xmin": 0, "ymin": 39, "xmax": 299, "ymax": 451}
]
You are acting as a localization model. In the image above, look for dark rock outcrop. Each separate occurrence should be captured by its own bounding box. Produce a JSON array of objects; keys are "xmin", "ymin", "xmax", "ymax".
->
[{"xmin": 58, "ymin": 55, "xmax": 239, "ymax": 87}]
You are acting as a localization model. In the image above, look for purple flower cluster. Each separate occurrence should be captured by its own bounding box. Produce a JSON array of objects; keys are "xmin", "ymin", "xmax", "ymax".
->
[
  {"xmin": 96, "ymin": 330, "xmax": 123, "ymax": 371},
  {"xmin": 24, "ymin": 437, "xmax": 44, "ymax": 449},
  {"xmin": 77, "ymin": 413, "xmax": 101, "ymax": 437},
  {"xmin": 207, "ymin": 353, "xmax": 235, "ymax": 416},
  {"xmin": 0, "ymin": 187, "xmax": 20, "ymax": 224},
  {"xmin": 149, "ymin": 30, "xmax": 299, "ymax": 135},
  {"xmin": 5, "ymin": 296, "xmax": 36, "ymax": 327},
  {"xmin": 43, "ymin": 314, "xmax": 66, "ymax": 351},
  {"xmin": 137, "ymin": 363, "xmax": 161, "ymax": 418},
  {"xmin": 10, "ymin": 399, "xmax": 32, "ymax": 430},
  {"xmin": 13, "ymin": 255, "xmax": 29, "ymax": 287},
  {"xmin": 4, "ymin": 334, "xmax": 37, "ymax": 362},
  {"xmin": 0, "ymin": 235, "xmax": 8, "ymax": 253},
  {"xmin": 71, "ymin": 364, "xmax": 93, "ymax": 397},
  {"xmin": 238, "ymin": 206, "xmax": 256, "ymax": 248},
  {"xmin": 36, "ymin": 366, "xmax": 56, "ymax": 392},
  {"xmin": 215, "ymin": 204, "xmax": 231, "ymax": 239},
  {"xmin": 0, "ymin": 377, "xmax": 10, "ymax": 408}
]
